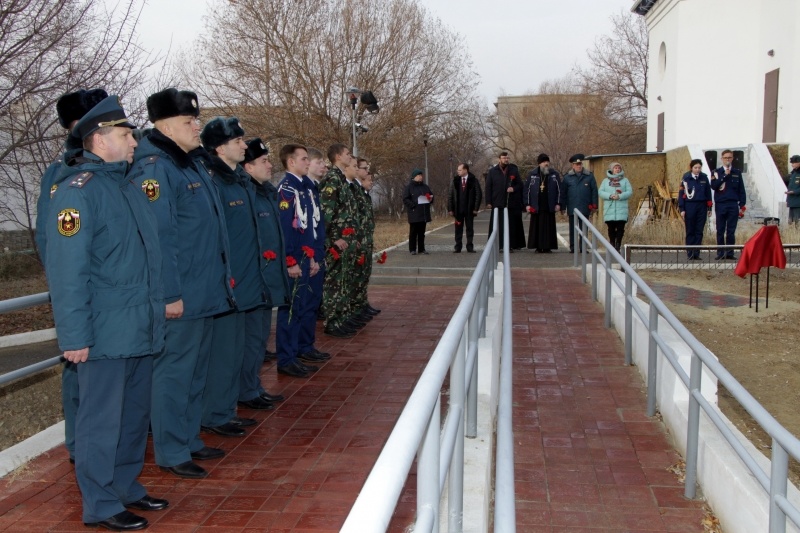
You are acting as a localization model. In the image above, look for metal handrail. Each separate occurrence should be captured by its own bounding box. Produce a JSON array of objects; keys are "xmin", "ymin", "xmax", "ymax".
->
[
  {"xmin": 0, "ymin": 291, "xmax": 62, "ymax": 387},
  {"xmin": 494, "ymin": 213, "xmax": 515, "ymax": 532},
  {"xmin": 572, "ymin": 211, "xmax": 800, "ymax": 533},
  {"xmin": 342, "ymin": 208, "xmax": 512, "ymax": 532}
]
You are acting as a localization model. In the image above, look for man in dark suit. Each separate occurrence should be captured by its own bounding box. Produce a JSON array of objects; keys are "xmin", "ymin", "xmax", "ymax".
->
[
  {"xmin": 448, "ymin": 163, "xmax": 483, "ymax": 253},
  {"xmin": 484, "ymin": 151, "xmax": 522, "ymax": 250}
]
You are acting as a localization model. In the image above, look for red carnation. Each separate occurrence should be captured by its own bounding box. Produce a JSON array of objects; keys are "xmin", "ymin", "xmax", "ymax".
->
[
  {"xmin": 376, "ymin": 251, "xmax": 387, "ymax": 264},
  {"xmin": 425, "ymin": 193, "xmax": 432, "ymax": 201},
  {"xmin": 706, "ymin": 200, "xmax": 713, "ymax": 207},
  {"xmin": 329, "ymin": 247, "xmax": 340, "ymax": 260},
  {"xmin": 342, "ymin": 227, "xmax": 355, "ymax": 237},
  {"xmin": 229, "ymin": 278, "xmax": 235, "ymax": 289},
  {"xmin": 286, "ymin": 256, "xmax": 298, "ymax": 267},
  {"xmin": 455, "ymin": 220, "xmax": 462, "ymax": 226},
  {"xmin": 263, "ymin": 250, "xmax": 277, "ymax": 261},
  {"xmin": 357, "ymin": 254, "xmax": 365, "ymax": 266},
  {"xmin": 616, "ymin": 189, "xmax": 622, "ymax": 194},
  {"xmin": 301, "ymin": 245, "xmax": 315, "ymax": 259},
  {"xmin": 510, "ymin": 175, "xmax": 516, "ymax": 180},
  {"xmin": 528, "ymin": 207, "xmax": 536, "ymax": 214},
  {"xmin": 740, "ymin": 206, "xmax": 747, "ymax": 212}
]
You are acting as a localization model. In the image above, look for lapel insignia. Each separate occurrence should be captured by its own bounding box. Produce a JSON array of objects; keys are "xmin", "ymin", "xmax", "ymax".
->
[{"xmin": 50, "ymin": 184, "xmax": 58, "ymax": 198}]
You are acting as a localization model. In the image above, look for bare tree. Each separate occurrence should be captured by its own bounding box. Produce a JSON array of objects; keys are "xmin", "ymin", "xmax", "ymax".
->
[
  {"xmin": 180, "ymin": 0, "xmax": 487, "ymax": 216},
  {"xmin": 0, "ymin": 0, "xmax": 162, "ymax": 254},
  {"xmin": 577, "ymin": 10, "xmax": 648, "ymax": 127}
]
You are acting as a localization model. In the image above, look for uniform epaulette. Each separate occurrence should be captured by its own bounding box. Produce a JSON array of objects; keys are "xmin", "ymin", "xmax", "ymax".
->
[
  {"xmin": 69, "ymin": 171, "xmax": 93, "ymax": 188},
  {"xmin": 143, "ymin": 155, "xmax": 159, "ymax": 165}
]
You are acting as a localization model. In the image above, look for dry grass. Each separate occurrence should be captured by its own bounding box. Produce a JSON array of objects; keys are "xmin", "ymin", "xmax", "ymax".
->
[{"xmin": 625, "ymin": 219, "xmax": 800, "ymax": 245}]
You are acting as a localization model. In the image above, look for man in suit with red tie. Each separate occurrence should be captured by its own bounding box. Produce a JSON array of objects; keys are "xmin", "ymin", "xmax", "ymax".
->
[{"xmin": 448, "ymin": 163, "xmax": 483, "ymax": 253}]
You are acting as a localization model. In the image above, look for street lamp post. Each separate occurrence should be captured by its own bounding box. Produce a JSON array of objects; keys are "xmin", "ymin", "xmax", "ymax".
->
[
  {"xmin": 349, "ymin": 93, "xmax": 359, "ymax": 157},
  {"xmin": 346, "ymin": 87, "xmax": 379, "ymax": 158},
  {"xmin": 423, "ymin": 133, "xmax": 429, "ymax": 186}
]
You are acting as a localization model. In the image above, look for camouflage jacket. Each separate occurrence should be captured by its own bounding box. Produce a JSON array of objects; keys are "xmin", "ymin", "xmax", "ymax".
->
[{"xmin": 319, "ymin": 166, "xmax": 358, "ymax": 248}]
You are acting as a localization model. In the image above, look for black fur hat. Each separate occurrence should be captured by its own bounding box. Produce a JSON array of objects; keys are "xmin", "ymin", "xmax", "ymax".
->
[
  {"xmin": 537, "ymin": 153, "xmax": 550, "ymax": 164},
  {"xmin": 201, "ymin": 117, "xmax": 245, "ymax": 152},
  {"xmin": 56, "ymin": 89, "xmax": 109, "ymax": 129},
  {"xmin": 147, "ymin": 88, "xmax": 200, "ymax": 122},
  {"xmin": 243, "ymin": 138, "xmax": 269, "ymax": 164}
]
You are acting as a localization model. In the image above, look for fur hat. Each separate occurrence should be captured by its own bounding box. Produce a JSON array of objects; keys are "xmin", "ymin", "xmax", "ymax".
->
[
  {"xmin": 200, "ymin": 117, "xmax": 245, "ymax": 152},
  {"xmin": 537, "ymin": 153, "xmax": 550, "ymax": 164},
  {"xmin": 410, "ymin": 168, "xmax": 423, "ymax": 179},
  {"xmin": 243, "ymin": 138, "xmax": 269, "ymax": 164},
  {"xmin": 607, "ymin": 162, "xmax": 623, "ymax": 172},
  {"xmin": 147, "ymin": 88, "xmax": 200, "ymax": 122},
  {"xmin": 791, "ymin": 155, "xmax": 800, "ymax": 164},
  {"xmin": 56, "ymin": 89, "xmax": 109, "ymax": 129}
]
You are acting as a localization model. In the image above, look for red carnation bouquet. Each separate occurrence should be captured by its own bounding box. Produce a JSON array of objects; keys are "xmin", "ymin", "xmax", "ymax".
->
[{"xmin": 376, "ymin": 251, "xmax": 387, "ymax": 264}]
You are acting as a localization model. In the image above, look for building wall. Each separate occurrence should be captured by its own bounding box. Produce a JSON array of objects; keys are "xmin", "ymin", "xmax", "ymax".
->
[{"xmin": 642, "ymin": 0, "xmax": 799, "ymax": 157}]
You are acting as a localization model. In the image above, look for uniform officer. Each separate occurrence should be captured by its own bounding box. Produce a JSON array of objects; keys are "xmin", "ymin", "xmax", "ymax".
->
[
  {"xmin": 296, "ymin": 148, "xmax": 332, "ymax": 364},
  {"xmin": 129, "ymin": 88, "xmax": 235, "ymax": 479},
  {"xmin": 46, "ymin": 96, "xmax": 168, "ymax": 531},
  {"xmin": 563, "ymin": 153, "xmax": 599, "ymax": 253},
  {"xmin": 35, "ymin": 88, "xmax": 107, "ymax": 464},
  {"xmin": 319, "ymin": 143, "xmax": 358, "ymax": 338},
  {"xmin": 276, "ymin": 144, "xmax": 322, "ymax": 377},
  {"xmin": 200, "ymin": 117, "xmax": 271, "ymax": 431},
  {"xmin": 785, "ymin": 155, "xmax": 800, "ymax": 224},
  {"xmin": 241, "ymin": 138, "xmax": 290, "ymax": 404},
  {"xmin": 711, "ymin": 149, "xmax": 747, "ymax": 260},
  {"xmin": 678, "ymin": 159, "xmax": 712, "ymax": 260}
]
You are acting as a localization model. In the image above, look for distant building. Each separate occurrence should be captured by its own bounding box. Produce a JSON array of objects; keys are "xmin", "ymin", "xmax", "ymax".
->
[{"xmin": 633, "ymin": 0, "xmax": 799, "ymax": 156}]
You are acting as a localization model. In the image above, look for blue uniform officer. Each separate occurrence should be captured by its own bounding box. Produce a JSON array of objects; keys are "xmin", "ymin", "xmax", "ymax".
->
[
  {"xmin": 46, "ymin": 95, "xmax": 168, "ymax": 530},
  {"xmin": 678, "ymin": 159, "xmax": 713, "ymax": 260},
  {"xmin": 35, "ymin": 88, "xmax": 108, "ymax": 464},
  {"xmin": 276, "ymin": 144, "xmax": 322, "ymax": 378},
  {"xmin": 710, "ymin": 150, "xmax": 746, "ymax": 260}
]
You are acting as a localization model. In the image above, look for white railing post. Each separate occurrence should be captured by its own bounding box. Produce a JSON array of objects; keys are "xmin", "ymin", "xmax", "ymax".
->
[
  {"xmin": 418, "ymin": 397, "xmax": 441, "ymax": 533},
  {"xmin": 448, "ymin": 330, "xmax": 466, "ymax": 532}
]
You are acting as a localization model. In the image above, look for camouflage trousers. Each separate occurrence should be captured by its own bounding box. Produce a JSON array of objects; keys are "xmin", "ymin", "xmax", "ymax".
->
[
  {"xmin": 322, "ymin": 248, "xmax": 352, "ymax": 328},
  {"xmin": 352, "ymin": 245, "xmax": 373, "ymax": 312}
]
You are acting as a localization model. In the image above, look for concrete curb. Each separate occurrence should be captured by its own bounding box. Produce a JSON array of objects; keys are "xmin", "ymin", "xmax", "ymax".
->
[
  {"xmin": 0, "ymin": 421, "xmax": 64, "ymax": 479},
  {"xmin": 0, "ymin": 328, "xmax": 56, "ymax": 349}
]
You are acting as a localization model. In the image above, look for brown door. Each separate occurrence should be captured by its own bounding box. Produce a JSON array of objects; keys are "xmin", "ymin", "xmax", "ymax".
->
[
  {"xmin": 656, "ymin": 112, "xmax": 664, "ymax": 152},
  {"xmin": 762, "ymin": 69, "xmax": 779, "ymax": 143}
]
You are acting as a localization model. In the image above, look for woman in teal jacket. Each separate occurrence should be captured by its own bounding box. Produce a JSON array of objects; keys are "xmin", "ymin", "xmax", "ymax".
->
[{"xmin": 598, "ymin": 162, "xmax": 633, "ymax": 252}]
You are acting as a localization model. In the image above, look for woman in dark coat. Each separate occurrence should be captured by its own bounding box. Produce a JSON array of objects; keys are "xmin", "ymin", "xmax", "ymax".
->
[
  {"xmin": 403, "ymin": 169, "xmax": 434, "ymax": 254},
  {"xmin": 524, "ymin": 154, "xmax": 562, "ymax": 252}
]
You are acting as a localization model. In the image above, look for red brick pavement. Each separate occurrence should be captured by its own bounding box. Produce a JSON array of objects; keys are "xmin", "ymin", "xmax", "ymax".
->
[{"xmin": 0, "ymin": 273, "xmax": 708, "ymax": 532}]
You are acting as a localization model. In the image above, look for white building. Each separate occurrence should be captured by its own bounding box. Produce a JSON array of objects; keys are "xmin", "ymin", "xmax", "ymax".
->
[{"xmin": 633, "ymin": 0, "xmax": 799, "ymax": 156}]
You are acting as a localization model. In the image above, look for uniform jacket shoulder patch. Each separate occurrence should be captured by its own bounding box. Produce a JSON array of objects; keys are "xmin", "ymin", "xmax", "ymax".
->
[
  {"xmin": 49, "ymin": 184, "xmax": 58, "ymax": 198},
  {"xmin": 142, "ymin": 179, "xmax": 160, "ymax": 201},
  {"xmin": 56, "ymin": 208, "xmax": 81, "ymax": 237}
]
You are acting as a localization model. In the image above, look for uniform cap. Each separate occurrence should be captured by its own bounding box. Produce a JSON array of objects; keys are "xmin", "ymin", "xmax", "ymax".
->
[
  {"xmin": 243, "ymin": 138, "xmax": 269, "ymax": 164},
  {"xmin": 200, "ymin": 117, "xmax": 245, "ymax": 151},
  {"xmin": 147, "ymin": 88, "xmax": 200, "ymax": 122},
  {"xmin": 569, "ymin": 153, "xmax": 586, "ymax": 164},
  {"xmin": 790, "ymin": 155, "xmax": 800, "ymax": 163},
  {"xmin": 73, "ymin": 95, "xmax": 136, "ymax": 140}
]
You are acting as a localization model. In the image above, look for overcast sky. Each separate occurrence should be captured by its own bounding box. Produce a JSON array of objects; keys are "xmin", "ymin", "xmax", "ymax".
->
[{"xmin": 133, "ymin": 0, "xmax": 637, "ymax": 107}]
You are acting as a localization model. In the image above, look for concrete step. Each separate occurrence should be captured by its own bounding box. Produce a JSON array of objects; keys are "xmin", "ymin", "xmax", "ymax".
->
[{"xmin": 370, "ymin": 266, "xmax": 473, "ymax": 286}]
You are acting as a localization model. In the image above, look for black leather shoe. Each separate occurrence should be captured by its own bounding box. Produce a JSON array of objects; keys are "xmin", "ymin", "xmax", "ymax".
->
[
  {"xmin": 230, "ymin": 416, "xmax": 256, "ymax": 427},
  {"xmin": 191, "ymin": 446, "xmax": 225, "ymax": 461},
  {"xmin": 260, "ymin": 391, "xmax": 285, "ymax": 402},
  {"xmin": 278, "ymin": 361, "xmax": 310, "ymax": 377},
  {"xmin": 367, "ymin": 305, "xmax": 381, "ymax": 314},
  {"xmin": 69, "ymin": 457, "xmax": 75, "ymax": 464},
  {"xmin": 324, "ymin": 325, "xmax": 354, "ymax": 338},
  {"xmin": 299, "ymin": 362, "xmax": 319, "ymax": 373},
  {"xmin": 160, "ymin": 460, "xmax": 208, "ymax": 479},
  {"xmin": 421, "ymin": 250, "xmax": 430, "ymax": 255},
  {"xmin": 467, "ymin": 248, "xmax": 476, "ymax": 253},
  {"xmin": 363, "ymin": 307, "xmax": 379, "ymax": 316},
  {"xmin": 201, "ymin": 423, "xmax": 245, "ymax": 437},
  {"xmin": 726, "ymin": 255, "xmax": 737, "ymax": 260},
  {"xmin": 410, "ymin": 251, "xmax": 417, "ymax": 255},
  {"xmin": 263, "ymin": 349, "xmax": 276, "ymax": 363},
  {"xmin": 298, "ymin": 351, "xmax": 329, "ymax": 363},
  {"xmin": 238, "ymin": 396, "xmax": 275, "ymax": 410},
  {"xmin": 85, "ymin": 510, "xmax": 148, "ymax": 531},
  {"xmin": 308, "ymin": 348, "xmax": 331, "ymax": 360},
  {"xmin": 344, "ymin": 318, "xmax": 367, "ymax": 330},
  {"xmin": 125, "ymin": 495, "xmax": 169, "ymax": 512},
  {"xmin": 453, "ymin": 248, "xmax": 461, "ymax": 253}
]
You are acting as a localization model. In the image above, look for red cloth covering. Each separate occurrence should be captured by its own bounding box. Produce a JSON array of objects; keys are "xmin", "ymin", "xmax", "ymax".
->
[{"xmin": 734, "ymin": 225, "xmax": 786, "ymax": 277}]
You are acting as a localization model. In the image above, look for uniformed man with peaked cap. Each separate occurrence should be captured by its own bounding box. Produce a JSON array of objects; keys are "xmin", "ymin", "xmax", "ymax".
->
[{"xmin": 46, "ymin": 95, "xmax": 168, "ymax": 531}]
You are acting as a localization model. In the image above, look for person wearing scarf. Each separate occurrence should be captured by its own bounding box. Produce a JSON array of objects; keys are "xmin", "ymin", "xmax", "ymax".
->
[{"xmin": 598, "ymin": 162, "xmax": 633, "ymax": 252}]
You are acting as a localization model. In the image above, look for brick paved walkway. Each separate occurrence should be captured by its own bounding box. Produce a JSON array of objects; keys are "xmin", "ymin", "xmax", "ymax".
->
[
  {"xmin": 0, "ymin": 270, "xmax": 708, "ymax": 532},
  {"xmin": 648, "ymin": 281, "xmax": 750, "ymax": 309}
]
